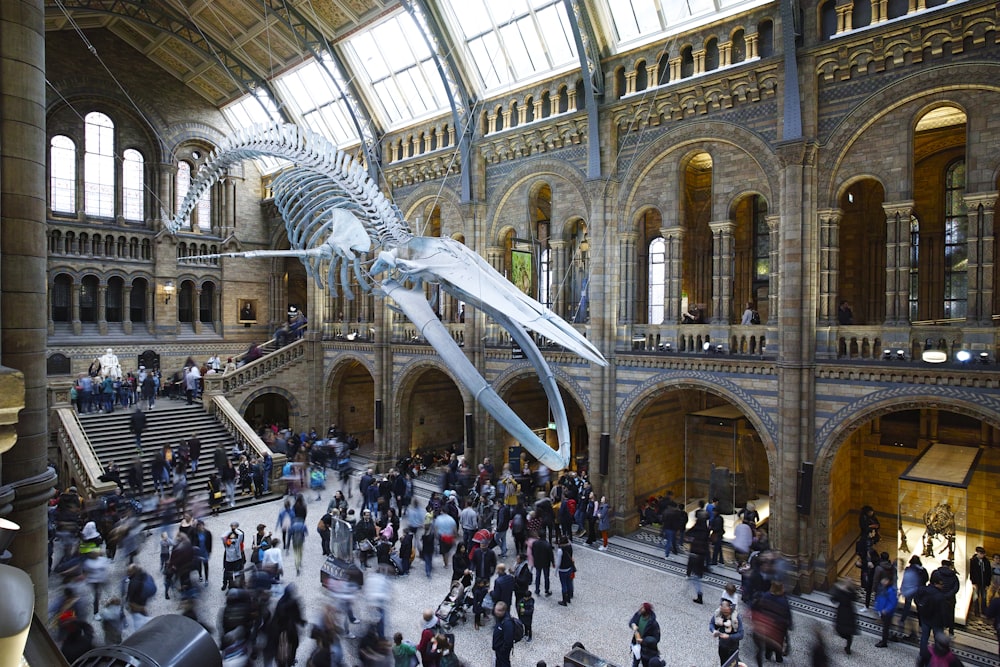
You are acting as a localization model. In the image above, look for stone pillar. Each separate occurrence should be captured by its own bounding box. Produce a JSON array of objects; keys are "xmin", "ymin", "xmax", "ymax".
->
[
  {"xmin": 549, "ymin": 240, "xmax": 568, "ymax": 318},
  {"xmin": 693, "ymin": 49, "xmax": 706, "ymax": 75},
  {"xmin": 719, "ymin": 42, "xmax": 732, "ymax": 67},
  {"xmin": 501, "ymin": 106, "xmax": 512, "ymax": 131},
  {"xmin": 625, "ymin": 71, "xmax": 637, "ymax": 96},
  {"xmin": 669, "ymin": 57, "xmax": 682, "ymax": 81},
  {"xmin": 964, "ymin": 193, "xmax": 996, "ymax": 325},
  {"xmin": 145, "ymin": 288, "xmax": 155, "ymax": 335},
  {"xmin": 619, "ymin": 233, "xmax": 637, "ymax": 324},
  {"xmin": 97, "ymin": 284, "xmax": 108, "ymax": 335},
  {"xmin": 213, "ymin": 288, "xmax": 222, "ymax": 333},
  {"xmin": 122, "ymin": 285, "xmax": 133, "ymax": 335},
  {"xmin": 551, "ymin": 91, "xmax": 562, "ymax": 114},
  {"xmin": 193, "ymin": 287, "xmax": 203, "ymax": 334},
  {"xmin": 709, "ymin": 221, "xmax": 735, "ymax": 323},
  {"xmin": 745, "ymin": 32, "xmax": 759, "ymax": 60},
  {"xmin": 71, "ymin": 279, "xmax": 81, "ymax": 335},
  {"xmin": 663, "ymin": 227, "xmax": 685, "ymax": 323},
  {"xmin": 646, "ymin": 63, "xmax": 659, "ymax": 86},
  {"xmin": 817, "ymin": 209, "xmax": 842, "ymax": 324},
  {"xmin": 486, "ymin": 246, "xmax": 504, "ymax": 275},
  {"xmin": 882, "ymin": 201, "xmax": 913, "ymax": 326},
  {"xmin": 836, "ymin": 4, "xmax": 852, "ymax": 33},
  {"xmin": 767, "ymin": 215, "xmax": 781, "ymax": 326},
  {"xmin": 872, "ymin": 0, "xmax": 888, "ymax": 24},
  {"xmin": 0, "ymin": 0, "xmax": 60, "ymax": 614}
]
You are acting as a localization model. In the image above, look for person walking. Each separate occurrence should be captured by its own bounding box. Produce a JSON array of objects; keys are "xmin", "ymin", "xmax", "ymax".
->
[
  {"xmin": 874, "ymin": 572, "xmax": 898, "ymax": 648},
  {"xmin": 492, "ymin": 601, "xmax": 516, "ymax": 667},
  {"xmin": 899, "ymin": 555, "xmax": 928, "ymax": 637},
  {"xmin": 629, "ymin": 602, "xmax": 661, "ymax": 667},
  {"xmin": 597, "ymin": 497, "xmax": 612, "ymax": 551},
  {"xmin": 129, "ymin": 406, "xmax": 147, "ymax": 453},
  {"xmin": 687, "ymin": 510, "xmax": 710, "ymax": 604},
  {"xmin": 710, "ymin": 599, "xmax": 744, "ymax": 666},
  {"xmin": 752, "ymin": 580, "xmax": 792, "ymax": 665},
  {"xmin": 830, "ymin": 578, "xmax": 859, "ymax": 654}
]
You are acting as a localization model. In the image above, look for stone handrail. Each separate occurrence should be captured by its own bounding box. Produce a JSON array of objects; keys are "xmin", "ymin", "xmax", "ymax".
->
[
  {"xmin": 205, "ymin": 338, "xmax": 306, "ymax": 395},
  {"xmin": 206, "ymin": 394, "xmax": 287, "ymax": 489},
  {"xmin": 53, "ymin": 407, "xmax": 118, "ymax": 498}
]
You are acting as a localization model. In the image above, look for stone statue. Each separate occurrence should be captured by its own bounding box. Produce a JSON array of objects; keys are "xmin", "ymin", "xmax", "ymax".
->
[
  {"xmin": 99, "ymin": 347, "xmax": 122, "ymax": 381},
  {"xmin": 169, "ymin": 123, "xmax": 608, "ymax": 471}
]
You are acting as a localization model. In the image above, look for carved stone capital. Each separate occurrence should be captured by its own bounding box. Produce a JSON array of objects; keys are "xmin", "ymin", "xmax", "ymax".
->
[{"xmin": 0, "ymin": 365, "xmax": 25, "ymax": 456}]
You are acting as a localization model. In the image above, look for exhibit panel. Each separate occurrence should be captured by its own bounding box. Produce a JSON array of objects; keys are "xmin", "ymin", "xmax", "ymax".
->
[{"xmin": 898, "ymin": 443, "xmax": 981, "ymax": 625}]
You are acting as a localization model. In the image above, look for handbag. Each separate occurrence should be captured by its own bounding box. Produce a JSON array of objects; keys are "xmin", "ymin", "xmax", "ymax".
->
[
  {"xmin": 482, "ymin": 592, "xmax": 495, "ymax": 612},
  {"xmin": 358, "ymin": 539, "xmax": 374, "ymax": 552}
]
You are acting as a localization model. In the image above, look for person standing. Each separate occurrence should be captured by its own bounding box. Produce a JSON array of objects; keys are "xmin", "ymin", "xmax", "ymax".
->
[
  {"xmin": 597, "ymin": 497, "xmax": 612, "ymax": 551},
  {"xmin": 192, "ymin": 520, "xmax": 212, "ymax": 584},
  {"xmin": 221, "ymin": 521, "xmax": 245, "ymax": 591},
  {"xmin": 874, "ymin": 572, "xmax": 898, "ymax": 648},
  {"xmin": 710, "ymin": 599, "xmax": 744, "ymax": 666},
  {"xmin": 532, "ymin": 534, "xmax": 554, "ymax": 596},
  {"xmin": 934, "ymin": 560, "xmax": 961, "ymax": 636},
  {"xmin": 709, "ymin": 507, "xmax": 725, "ymax": 566},
  {"xmin": 971, "ymin": 546, "xmax": 992, "ymax": 617},
  {"xmin": 915, "ymin": 573, "xmax": 948, "ymax": 653},
  {"xmin": 629, "ymin": 602, "xmax": 661, "ymax": 665},
  {"xmin": 899, "ymin": 555, "xmax": 928, "ymax": 636},
  {"xmin": 140, "ymin": 371, "xmax": 156, "ymax": 410},
  {"xmin": 556, "ymin": 535, "xmax": 575, "ymax": 606},
  {"xmin": 187, "ymin": 433, "xmax": 201, "ymax": 473},
  {"xmin": 492, "ymin": 601, "xmax": 515, "ymax": 667}
]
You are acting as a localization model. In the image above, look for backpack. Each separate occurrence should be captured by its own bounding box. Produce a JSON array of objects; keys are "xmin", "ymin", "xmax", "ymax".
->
[
  {"xmin": 928, "ymin": 649, "xmax": 958, "ymax": 667},
  {"xmin": 565, "ymin": 498, "xmax": 577, "ymax": 517},
  {"xmin": 750, "ymin": 310, "xmax": 761, "ymax": 325},
  {"xmin": 510, "ymin": 617, "xmax": 525, "ymax": 643},
  {"xmin": 140, "ymin": 572, "xmax": 156, "ymax": 601}
]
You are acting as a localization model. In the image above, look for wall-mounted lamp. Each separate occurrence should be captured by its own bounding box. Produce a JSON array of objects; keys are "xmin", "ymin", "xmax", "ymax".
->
[
  {"xmin": 955, "ymin": 350, "xmax": 972, "ymax": 364},
  {"xmin": 979, "ymin": 352, "xmax": 990, "ymax": 365},
  {"xmin": 163, "ymin": 280, "xmax": 175, "ymax": 305}
]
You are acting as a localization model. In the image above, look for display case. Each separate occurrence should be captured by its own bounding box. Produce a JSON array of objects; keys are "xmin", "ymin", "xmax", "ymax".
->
[{"xmin": 898, "ymin": 443, "xmax": 981, "ymax": 625}]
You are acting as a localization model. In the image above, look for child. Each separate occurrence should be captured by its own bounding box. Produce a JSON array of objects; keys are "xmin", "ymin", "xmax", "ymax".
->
[
  {"xmin": 517, "ymin": 589, "xmax": 535, "ymax": 641},
  {"xmin": 721, "ymin": 582, "xmax": 740, "ymax": 609}
]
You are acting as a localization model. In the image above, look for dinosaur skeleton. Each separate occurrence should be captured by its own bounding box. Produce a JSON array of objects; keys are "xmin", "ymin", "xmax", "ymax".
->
[{"xmin": 168, "ymin": 123, "xmax": 607, "ymax": 471}]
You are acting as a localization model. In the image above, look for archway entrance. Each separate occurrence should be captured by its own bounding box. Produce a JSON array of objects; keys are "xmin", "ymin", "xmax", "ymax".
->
[
  {"xmin": 630, "ymin": 388, "xmax": 769, "ymax": 529},
  {"xmin": 243, "ymin": 392, "xmax": 291, "ymax": 431},
  {"xmin": 402, "ymin": 368, "xmax": 464, "ymax": 460},
  {"xmin": 497, "ymin": 377, "xmax": 588, "ymax": 473},
  {"xmin": 328, "ymin": 360, "xmax": 375, "ymax": 447},
  {"xmin": 826, "ymin": 408, "xmax": 999, "ymax": 625}
]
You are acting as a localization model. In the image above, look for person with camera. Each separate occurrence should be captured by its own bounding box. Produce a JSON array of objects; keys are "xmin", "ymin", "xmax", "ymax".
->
[{"xmin": 221, "ymin": 521, "xmax": 246, "ymax": 591}]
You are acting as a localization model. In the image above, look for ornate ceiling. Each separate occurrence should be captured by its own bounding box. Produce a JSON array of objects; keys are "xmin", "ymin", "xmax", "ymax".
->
[{"xmin": 45, "ymin": 0, "xmax": 395, "ymax": 108}]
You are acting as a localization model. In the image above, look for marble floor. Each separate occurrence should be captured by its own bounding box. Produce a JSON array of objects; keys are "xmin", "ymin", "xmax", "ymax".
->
[{"xmin": 50, "ymin": 482, "xmax": 996, "ymax": 667}]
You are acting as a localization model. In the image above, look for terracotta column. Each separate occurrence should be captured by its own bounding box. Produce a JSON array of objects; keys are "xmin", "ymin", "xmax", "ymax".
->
[{"xmin": 0, "ymin": 0, "xmax": 60, "ymax": 614}]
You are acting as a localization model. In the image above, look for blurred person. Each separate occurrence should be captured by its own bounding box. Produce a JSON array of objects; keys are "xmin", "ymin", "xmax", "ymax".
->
[
  {"xmin": 899, "ymin": 555, "xmax": 928, "ymax": 637},
  {"xmin": 752, "ymin": 580, "xmax": 792, "ymax": 665},
  {"xmin": 830, "ymin": 578, "xmax": 858, "ymax": 654}
]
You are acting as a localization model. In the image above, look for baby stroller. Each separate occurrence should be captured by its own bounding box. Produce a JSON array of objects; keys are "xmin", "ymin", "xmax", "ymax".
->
[{"xmin": 434, "ymin": 580, "xmax": 469, "ymax": 629}]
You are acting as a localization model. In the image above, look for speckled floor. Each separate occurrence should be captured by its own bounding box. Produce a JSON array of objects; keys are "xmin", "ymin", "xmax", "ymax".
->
[{"xmin": 51, "ymin": 482, "xmax": 995, "ymax": 667}]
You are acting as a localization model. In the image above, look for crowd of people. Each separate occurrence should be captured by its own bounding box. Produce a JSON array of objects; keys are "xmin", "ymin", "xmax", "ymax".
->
[{"xmin": 46, "ymin": 431, "xmax": 1000, "ymax": 667}]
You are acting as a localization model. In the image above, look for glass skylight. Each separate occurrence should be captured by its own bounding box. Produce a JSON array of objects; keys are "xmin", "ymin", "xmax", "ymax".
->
[
  {"xmin": 342, "ymin": 10, "xmax": 449, "ymax": 127},
  {"xmin": 274, "ymin": 57, "xmax": 362, "ymax": 148},
  {"xmin": 442, "ymin": 0, "xmax": 577, "ymax": 93},
  {"xmin": 602, "ymin": 0, "xmax": 771, "ymax": 50},
  {"xmin": 222, "ymin": 92, "xmax": 286, "ymax": 174}
]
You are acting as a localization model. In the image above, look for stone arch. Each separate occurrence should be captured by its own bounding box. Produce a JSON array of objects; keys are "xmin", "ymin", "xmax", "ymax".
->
[
  {"xmin": 725, "ymin": 188, "xmax": 770, "ymax": 219},
  {"xmin": 238, "ymin": 385, "xmax": 301, "ymax": 421},
  {"xmin": 833, "ymin": 173, "xmax": 887, "ymax": 204},
  {"xmin": 393, "ymin": 357, "xmax": 465, "ymax": 457},
  {"xmin": 617, "ymin": 372, "xmax": 776, "ymax": 452},
  {"xmin": 397, "ymin": 184, "xmax": 465, "ymax": 237},
  {"xmin": 324, "ymin": 354, "xmax": 376, "ymax": 391},
  {"xmin": 488, "ymin": 157, "xmax": 589, "ymax": 239},
  {"xmin": 491, "ymin": 363, "xmax": 591, "ymax": 415},
  {"xmin": 821, "ymin": 64, "xmax": 1000, "ymax": 205},
  {"xmin": 619, "ymin": 121, "xmax": 780, "ymax": 224}
]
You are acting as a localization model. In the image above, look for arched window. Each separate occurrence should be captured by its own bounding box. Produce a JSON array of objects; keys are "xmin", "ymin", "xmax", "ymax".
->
[
  {"xmin": 648, "ymin": 237, "xmax": 666, "ymax": 324},
  {"xmin": 52, "ymin": 274, "xmax": 72, "ymax": 322},
  {"xmin": 50, "ymin": 135, "xmax": 76, "ymax": 214},
  {"xmin": 123, "ymin": 148, "xmax": 144, "ymax": 222},
  {"xmin": 852, "ymin": 0, "xmax": 872, "ymax": 29},
  {"xmin": 569, "ymin": 220, "xmax": 590, "ymax": 323},
  {"xmin": 944, "ymin": 160, "xmax": 967, "ymax": 319},
  {"xmin": 731, "ymin": 30, "xmax": 747, "ymax": 63},
  {"xmin": 539, "ymin": 248, "xmax": 552, "ymax": 309},
  {"xmin": 130, "ymin": 279, "xmax": 147, "ymax": 323},
  {"xmin": 84, "ymin": 112, "xmax": 115, "ymax": 217},
  {"xmin": 705, "ymin": 38, "xmax": 719, "ymax": 72},
  {"xmin": 106, "ymin": 276, "xmax": 124, "ymax": 322},
  {"xmin": 757, "ymin": 21, "xmax": 774, "ymax": 58},
  {"xmin": 680, "ymin": 46, "xmax": 694, "ymax": 78},
  {"xmin": 176, "ymin": 161, "xmax": 192, "ymax": 229},
  {"xmin": 80, "ymin": 275, "xmax": 99, "ymax": 322},
  {"xmin": 178, "ymin": 280, "xmax": 195, "ymax": 323},
  {"xmin": 199, "ymin": 283, "xmax": 215, "ymax": 323},
  {"xmin": 177, "ymin": 159, "xmax": 212, "ymax": 231}
]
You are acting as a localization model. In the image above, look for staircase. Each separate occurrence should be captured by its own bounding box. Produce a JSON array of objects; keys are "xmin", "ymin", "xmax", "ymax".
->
[{"xmin": 73, "ymin": 399, "xmax": 281, "ymax": 519}]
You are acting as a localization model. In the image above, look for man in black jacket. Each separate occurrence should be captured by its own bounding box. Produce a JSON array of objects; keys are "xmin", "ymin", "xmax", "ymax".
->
[
  {"xmin": 129, "ymin": 406, "xmax": 147, "ymax": 452},
  {"xmin": 933, "ymin": 560, "xmax": 961, "ymax": 636},
  {"xmin": 513, "ymin": 552, "xmax": 532, "ymax": 602},
  {"xmin": 969, "ymin": 546, "xmax": 991, "ymax": 617},
  {"xmin": 492, "ymin": 563, "xmax": 516, "ymax": 610},
  {"xmin": 531, "ymin": 536, "xmax": 554, "ymax": 596},
  {"xmin": 492, "ymin": 601, "xmax": 515, "ymax": 667},
  {"xmin": 914, "ymin": 574, "xmax": 948, "ymax": 653}
]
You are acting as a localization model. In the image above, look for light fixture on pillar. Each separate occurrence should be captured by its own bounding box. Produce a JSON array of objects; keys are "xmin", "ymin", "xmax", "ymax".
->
[
  {"xmin": 702, "ymin": 341, "xmax": 711, "ymax": 352},
  {"xmin": 896, "ymin": 349, "xmax": 906, "ymax": 361},
  {"xmin": 955, "ymin": 350, "xmax": 971, "ymax": 364},
  {"xmin": 921, "ymin": 349, "xmax": 947, "ymax": 363},
  {"xmin": 979, "ymin": 352, "xmax": 990, "ymax": 364},
  {"xmin": 882, "ymin": 349, "xmax": 892, "ymax": 360},
  {"xmin": 163, "ymin": 280, "xmax": 175, "ymax": 305},
  {"xmin": 715, "ymin": 344, "xmax": 724, "ymax": 354}
]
